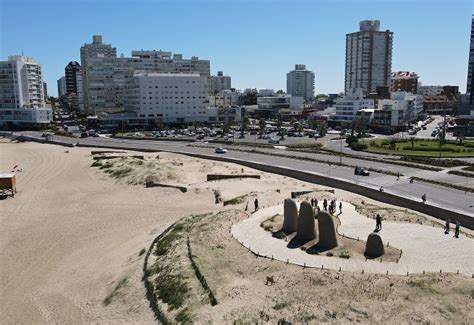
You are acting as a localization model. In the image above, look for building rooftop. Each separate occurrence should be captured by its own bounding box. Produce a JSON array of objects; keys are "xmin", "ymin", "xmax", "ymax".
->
[{"xmin": 133, "ymin": 72, "xmax": 201, "ymax": 77}]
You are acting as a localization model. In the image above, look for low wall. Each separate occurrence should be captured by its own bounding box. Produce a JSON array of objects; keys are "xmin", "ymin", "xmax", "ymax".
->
[{"xmin": 206, "ymin": 174, "xmax": 261, "ymax": 181}]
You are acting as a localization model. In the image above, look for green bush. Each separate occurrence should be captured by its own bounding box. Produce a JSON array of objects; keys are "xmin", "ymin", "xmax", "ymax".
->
[
  {"xmin": 346, "ymin": 135, "xmax": 358, "ymax": 145},
  {"xmin": 350, "ymin": 142, "xmax": 368, "ymax": 151}
]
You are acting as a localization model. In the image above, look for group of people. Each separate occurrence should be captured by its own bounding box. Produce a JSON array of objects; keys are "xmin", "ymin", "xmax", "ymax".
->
[
  {"xmin": 445, "ymin": 219, "xmax": 461, "ymax": 238},
  {"xmin": 310, "ymin": 198, "xmax": 342, "ymax": 215}
]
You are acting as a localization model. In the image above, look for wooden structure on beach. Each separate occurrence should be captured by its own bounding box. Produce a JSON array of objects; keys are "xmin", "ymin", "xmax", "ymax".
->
[{"xmin": 0, "ymin": 173, "xmax": 16, "ymax": 197}]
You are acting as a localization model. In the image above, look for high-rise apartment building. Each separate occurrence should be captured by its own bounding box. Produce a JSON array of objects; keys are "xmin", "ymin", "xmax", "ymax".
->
[
  {"xmin": 286, "ymin": 64, "xmax": 315, "ymax": 101},
  {"xmin": 0, "ymin": 55, "xmax": 44, "ymax": 109},
  {"xmin": 345, "ymin": 20, "xmax": 393, "ymax": 94},
  {"xmin": 57, "ymin": 76, "xmax": 67, "ymax": 97},
  {"xmin": 209, "ymin": 71, "xmax": 231, "ymax": 94},
  {"xmin": 79, "ymin": 36, "xmax": 211, "ymax": 115},
  {"xmin": 64, "ymin": 61, "xmax": 84, "ymax": 112},
  {"xmin": 65, "ymin": 61, "xmax": 81, "ymax": 94},
  {"xmin": 467, "ymin": 15, "xmax": 474, "ymax": 105},
  {"xmin": 0, "ymin": 55, "xmax": 52, "ymax": 125},
  {"xmin": 80, "ymin": 35, "xmax": 117, "ymax": 114},
  {"xmin": 391, "ymin": 71, "xmax": 418, "ymax": 93}
]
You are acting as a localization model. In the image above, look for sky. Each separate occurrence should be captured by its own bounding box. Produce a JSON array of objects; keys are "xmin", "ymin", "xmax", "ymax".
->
[{"xmin": 0, "ymin": 0, "xmax": 472, "ymax": 97}]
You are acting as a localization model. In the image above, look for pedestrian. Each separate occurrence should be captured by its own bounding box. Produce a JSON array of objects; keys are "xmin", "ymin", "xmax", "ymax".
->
[
  {"xmin": 311, "ymin": 198, "xmax": 314, "ymax": 207},
  {"xmin": 323, "ymin": 199, "xmax": 327, "ymax": 211},
  {"xmin": 454, "ymin": 221, "xmax": 460, "ymax": 238},
  {"xmin": 396, "ymin": 172, "xmax": 400, "ymax": 181},
  {"xmin": 314, "ymin": 198, "xmax": 318, "ymax": 208},
  {"xmin": 444, "ymin": 218, "xmax": 450, "ymax": 234},
  {"xmin": 254, "ymin": 198, "xmax": 259, "ymax": 211},
  {"xmin": 422, "ymin": 193, "xmax": 426, "ymax": 203},
  {"xmin": 316, "ymin": 206, "xmax": 320, "ymax": 214},
  {"xmin": 339, "ymin": 202, "xmax": 342, "ymax": 214},
  {"xmin": 375, "ymin": 214, "xmax": 382, "ymax": 232}
]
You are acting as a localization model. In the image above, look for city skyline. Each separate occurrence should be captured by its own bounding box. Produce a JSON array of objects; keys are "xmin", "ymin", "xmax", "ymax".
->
[{"xmin": 1, "ymin": 0, "xmax": 472, "ymax": 96}]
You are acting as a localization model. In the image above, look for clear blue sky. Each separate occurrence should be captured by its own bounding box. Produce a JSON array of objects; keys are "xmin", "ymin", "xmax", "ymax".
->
[{"xmin": 1, "ymin": 0, "xmax": 472, "ymax": 96}]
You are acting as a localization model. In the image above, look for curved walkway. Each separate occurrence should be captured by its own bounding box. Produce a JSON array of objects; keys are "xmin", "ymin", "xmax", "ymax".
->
[{"xmin": 231, "ymin": 202, "xmax": 474, "ymax": 275}]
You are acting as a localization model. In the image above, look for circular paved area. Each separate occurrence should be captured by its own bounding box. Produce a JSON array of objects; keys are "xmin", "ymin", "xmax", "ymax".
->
[{"xmin": 231, "ymin": 202, "xmax": 474, "ymax": 275}]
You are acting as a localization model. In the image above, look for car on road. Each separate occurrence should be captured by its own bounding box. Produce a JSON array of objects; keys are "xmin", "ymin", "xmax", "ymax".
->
[
  {"xmin": 268, "ymin": 138, "xmax": 280, "ymax": 144},
  {"xmin": 215, "ymin": 147, "xmax": 227, "ymax": 154},
  {"xmin": 354, "ymin": 166, "xmax": 370, "ymax": 176}
]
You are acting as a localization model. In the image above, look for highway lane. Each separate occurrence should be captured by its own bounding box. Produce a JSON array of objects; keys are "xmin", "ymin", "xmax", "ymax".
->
[{"xmin": 16, "ymin": 132, "xmax": 474, "ymax": 217}]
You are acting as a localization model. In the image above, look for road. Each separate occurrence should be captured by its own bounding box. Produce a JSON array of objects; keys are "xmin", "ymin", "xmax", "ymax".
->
[{"xmin": 14, "ymin": 131, "xmax": 474, "ymax": 219}]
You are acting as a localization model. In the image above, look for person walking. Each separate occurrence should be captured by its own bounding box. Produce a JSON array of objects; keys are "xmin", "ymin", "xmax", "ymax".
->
[
  {"xmin": 254, "ymin": 198, "xmax": 259, "ymax": 212},
  {"xmin": 323, "ymin": 199, "xmax": 328, "ymax": 211},
  {"xmin": 454, "ymin": 221, "xmax": 460, "ymax": 238},
  {"xmin": 444, "ymin": 218, "xmax": 450, "ymax": 234},
  {"xmin": 311, "ymin": 198, "xmax": 315, "ymax": 207},
  {"xmin": 339, "ymin": 202, "xmax": 342, "ymax": 214},
  {"xmin": 314, "ymin": 198, "xmax": 318, "ymax": 208},
  {"xmin": 397, "ymin": 172, "xmax": 400, "ymax": 181},
  {"xmin": 422, "ymin": 193, "xmax": 426, "ymax": 203},
  {"xmin": 375, "ymin": 214, "xmax": 382, "ymax": 232}
]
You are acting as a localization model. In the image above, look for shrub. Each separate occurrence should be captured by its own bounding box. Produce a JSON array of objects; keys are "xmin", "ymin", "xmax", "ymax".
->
[
  {"xmin": 346, "ymin": 135, "xmax": 358, "ymax": 145},
  {"xmin": 350, "ymin": 142, "xmax": 368, "ymax": 151},
  {"xmin": 339, "ymin": 250, "xmax": 351, "ymax": 259}
]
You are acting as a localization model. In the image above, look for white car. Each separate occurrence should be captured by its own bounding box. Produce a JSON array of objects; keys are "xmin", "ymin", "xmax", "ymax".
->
[{"xmin": 215, "ymin": 147, "xmax": 227, "ymax": 154}]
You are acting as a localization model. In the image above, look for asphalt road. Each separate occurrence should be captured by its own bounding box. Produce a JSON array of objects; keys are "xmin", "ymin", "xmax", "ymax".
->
[{"xmin": 15, "ymin": 131, "xmax": 474, "ymax": 218}]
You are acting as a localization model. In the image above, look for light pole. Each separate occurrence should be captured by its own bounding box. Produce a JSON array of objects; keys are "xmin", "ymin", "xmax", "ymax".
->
[{"xmin": 340, "ymin": 139, "xmax": 343, "ymax": 165}]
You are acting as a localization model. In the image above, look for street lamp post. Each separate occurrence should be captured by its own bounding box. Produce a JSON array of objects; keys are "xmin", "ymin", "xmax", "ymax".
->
[{"xmin": 340, "ymin": 139, "xmax": 343, "ymax": 165}]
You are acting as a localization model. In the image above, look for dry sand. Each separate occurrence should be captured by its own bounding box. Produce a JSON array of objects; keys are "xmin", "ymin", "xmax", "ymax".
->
[
  {"xmin": 0, "ymin": 140, "xmax": 327, "ymax": 324},
  {"xmin": 1, "ymin": 139, "xmax": 473, "ymax": 324}
]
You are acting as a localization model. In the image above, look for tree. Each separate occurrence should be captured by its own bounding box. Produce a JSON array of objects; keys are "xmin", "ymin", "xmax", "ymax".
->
[
  {"xmin": 276, "ymin": 89, "xmax": 285, "ymax": 94},
  {"xmin": 223, "ymin": 120, "xmax": 231, "ymax": 134},
  {"xmin": 292, "ymin": 122, "xmax": 303, "ymax": 133},
  {"xmin": 240, "ymin": 109, "xmax": 249, "ymax": 138},
  {"xmin": 346, "ymin": 134, "xmax": 358, "ymax": 145},
  {"xmin": 353, "ymin": 115, "xmax": 367, "ymax": 137},
  {"xmin": 258, "ymin": 118, "xmax": 266, "ymax": 137},
  {"xmin": 318, "ymin": 121, "xmax": 327, "ymax": 137}
]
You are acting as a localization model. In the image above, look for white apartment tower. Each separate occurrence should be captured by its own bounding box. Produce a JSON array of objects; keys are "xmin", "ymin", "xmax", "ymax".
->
[
  {"xmin": 0, "ymin": 55, "xmax": 45, "ymax": 109},
  {"xmin": 0, "ymin": 55, "xmax": 52, "ymax": 125},
  {"xmin": 345, "ymin": 20, "xmax": 393, "ymax": 94},
  {"xmin": 286, "ymin": 64, "xmax": 315, "ymax": 101}
]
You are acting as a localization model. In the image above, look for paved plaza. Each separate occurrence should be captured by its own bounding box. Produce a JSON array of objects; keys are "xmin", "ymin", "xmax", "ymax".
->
[{"xmin": 232, "ymin": 202, "xmax": 474, "ymax": 275}]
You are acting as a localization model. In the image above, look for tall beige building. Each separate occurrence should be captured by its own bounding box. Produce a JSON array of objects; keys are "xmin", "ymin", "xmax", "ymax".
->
[{"xmin": 345, "ymin": 20, "xmax": 393, "ymax": 94}]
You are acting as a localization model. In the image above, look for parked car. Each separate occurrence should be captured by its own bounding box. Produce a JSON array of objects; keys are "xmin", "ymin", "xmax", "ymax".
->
[
  {"xmin": 215, "ymin": 147, "xmax": 227, "ymax": 154},
  {"xmin": 354, "ymin": 166, "xmax": 370, "ymax": 176},
  {"xmin": 268, "ymin": 138, "xmax": 280, "ymax": 144},
  {"xmin": 196, "ymin": 134, "xmax": 205, "ymax": 140}
]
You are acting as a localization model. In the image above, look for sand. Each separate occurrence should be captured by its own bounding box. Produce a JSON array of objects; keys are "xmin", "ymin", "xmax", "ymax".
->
[{"xmin": 1, "ymin": 139, "xmax": 473, "ymax": 324}]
